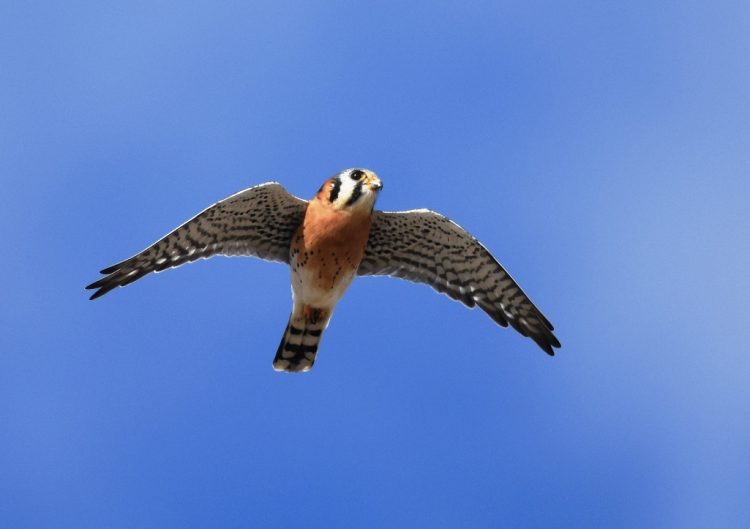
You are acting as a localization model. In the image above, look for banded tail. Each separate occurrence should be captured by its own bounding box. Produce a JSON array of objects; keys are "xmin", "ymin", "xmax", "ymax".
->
[{"xmin": 273, "ymin": 305, "xmax": 331, "ymax": 372}]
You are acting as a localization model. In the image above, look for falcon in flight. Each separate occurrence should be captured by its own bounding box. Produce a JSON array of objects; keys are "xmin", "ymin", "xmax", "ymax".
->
[{"xmin": 87, "ymin": 168, "xmax": 560, "ymax": 372}]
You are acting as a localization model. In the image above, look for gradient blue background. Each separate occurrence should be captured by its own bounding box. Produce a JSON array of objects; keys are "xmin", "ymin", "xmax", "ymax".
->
[{"xmin": 2, "ymin": 2, "xmax": 748, "ymax": 528}]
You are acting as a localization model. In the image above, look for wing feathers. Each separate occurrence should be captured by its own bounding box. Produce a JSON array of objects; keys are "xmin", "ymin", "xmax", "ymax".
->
[
  {"xmin": 358, "ymin": 209, "xmax": 560, "ymax": 355},
  {"xmin": 86, "ymin": 182, "xmax": 307, "ymax": 300}
]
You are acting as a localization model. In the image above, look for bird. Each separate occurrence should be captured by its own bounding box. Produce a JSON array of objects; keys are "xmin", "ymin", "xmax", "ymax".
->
[{"xmin": 86, "ymin": 168, "xmax": 560, "ymax": 372}]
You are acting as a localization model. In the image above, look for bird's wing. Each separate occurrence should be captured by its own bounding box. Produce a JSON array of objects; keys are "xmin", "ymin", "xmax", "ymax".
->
[
  {"xmin": 357, "ymin": 209, "xmax": 560, "ymax": 355},
  {"xmin": 86, "ymin": 182, "xmax": 307, "ymax": 300}
]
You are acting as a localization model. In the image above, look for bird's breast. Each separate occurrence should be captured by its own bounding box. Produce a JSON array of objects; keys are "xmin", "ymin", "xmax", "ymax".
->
[{"xmin": 289, "ymin": 201, "xmax": 372, "ymax": 306}]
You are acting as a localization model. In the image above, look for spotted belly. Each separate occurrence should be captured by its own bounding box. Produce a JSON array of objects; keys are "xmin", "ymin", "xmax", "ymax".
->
[
  {"xmin": 288, "ymin": 196, "xmax": 372, "ymax": 309},
  {"xmin": 290, "ymin": 249, "xmax": 357, "ymax": 307}
]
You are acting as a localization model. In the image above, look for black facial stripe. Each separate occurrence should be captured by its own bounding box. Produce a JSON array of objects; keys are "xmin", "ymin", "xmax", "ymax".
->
[
  {"xmin": 329, "ymin": 177, "xmax": 342, "ymax": 203},
  {"xmin": 346, "ymin": 181, "xmax": 363, "ymax": 206}
]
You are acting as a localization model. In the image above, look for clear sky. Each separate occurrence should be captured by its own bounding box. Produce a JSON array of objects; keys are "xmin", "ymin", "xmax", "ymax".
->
[{"xmin": 1, "ymin": 1, "xmax": 749, "ymax": 528}]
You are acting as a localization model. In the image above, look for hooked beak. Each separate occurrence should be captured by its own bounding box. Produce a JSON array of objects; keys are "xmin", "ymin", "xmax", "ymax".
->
[{"xmin": 369, "ymin": 179, "xmax": 383, "ymax": 191}]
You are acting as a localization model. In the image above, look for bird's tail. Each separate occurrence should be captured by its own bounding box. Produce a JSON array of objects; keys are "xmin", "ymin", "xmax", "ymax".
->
[{"xmin": 273, "ymin": 305, "xmax": 332, "ymax": 372}]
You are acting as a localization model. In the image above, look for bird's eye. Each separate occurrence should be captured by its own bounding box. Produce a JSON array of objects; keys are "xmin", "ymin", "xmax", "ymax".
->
[{"xmin": 350, "ymin": 170, "xmax": 364, "ymax": 181}]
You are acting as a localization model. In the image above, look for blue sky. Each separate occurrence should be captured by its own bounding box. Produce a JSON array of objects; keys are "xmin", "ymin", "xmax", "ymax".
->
[{"xmin": 1, "ymin": 1, "xmax": 749, "ymax": 527}]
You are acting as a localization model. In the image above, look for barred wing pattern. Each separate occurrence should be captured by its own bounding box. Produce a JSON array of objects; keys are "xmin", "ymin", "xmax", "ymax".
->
[
  {"xmin": 86, "ymin": 182, "xmax": 307, "ymax": 300},
  {"xmin": 357, "ymin": 210, "xmax": 560, "ymax": 355}
]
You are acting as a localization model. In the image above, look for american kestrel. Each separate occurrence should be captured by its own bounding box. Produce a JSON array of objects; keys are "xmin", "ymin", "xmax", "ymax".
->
[{"xmin": 87, "ymin": 168, "xmax": 560, "ymax": 372}]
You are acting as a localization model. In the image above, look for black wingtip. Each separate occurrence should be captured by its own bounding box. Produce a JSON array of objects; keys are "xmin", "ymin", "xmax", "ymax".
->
[
  {"xmin": 86, "ymin": 283, "xmax": 106, "ymax": 300},
  {"xmin": 86, "ymin": 276, "xmax": 115, "ymax": 300},
  {"xmin": 100, "ymin": 264, "xmax": 119, "ymax": 274},
  {"xmin": 85, "ymin": 276, "xmax": 108, "ymax": 290},
  {"xmin": 87, "ymin": 283, "xmax": 116, "ymax": 300},
  {"xmin": 540, "ymin": 336, "xmax": 561, "ymax": 356},
  {"xmin": 529, "ymin": 325, "xmax": 561, "ymax": 356}
]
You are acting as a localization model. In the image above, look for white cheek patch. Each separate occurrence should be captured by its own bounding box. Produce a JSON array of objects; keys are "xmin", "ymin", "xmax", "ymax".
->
[{"xmin": 334, "ymin": 177, "xmax": 357, "ymax": 208}]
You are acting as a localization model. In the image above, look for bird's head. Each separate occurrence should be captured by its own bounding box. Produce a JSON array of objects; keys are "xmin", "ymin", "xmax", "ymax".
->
[{"xmin": 318, "ymin": 168, "xmax": 383, "ymax": 212}]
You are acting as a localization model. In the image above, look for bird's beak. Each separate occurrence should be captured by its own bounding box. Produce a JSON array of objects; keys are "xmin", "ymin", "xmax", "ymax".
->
[{"xmin": 368, "ymin": 177, "xmax": 383, "ymax": 191}]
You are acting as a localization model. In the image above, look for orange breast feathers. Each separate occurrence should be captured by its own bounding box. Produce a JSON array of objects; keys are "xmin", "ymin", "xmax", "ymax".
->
[{"xmin": 291, "ymin": 197, "xmax": 373, "ymax": 286}]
